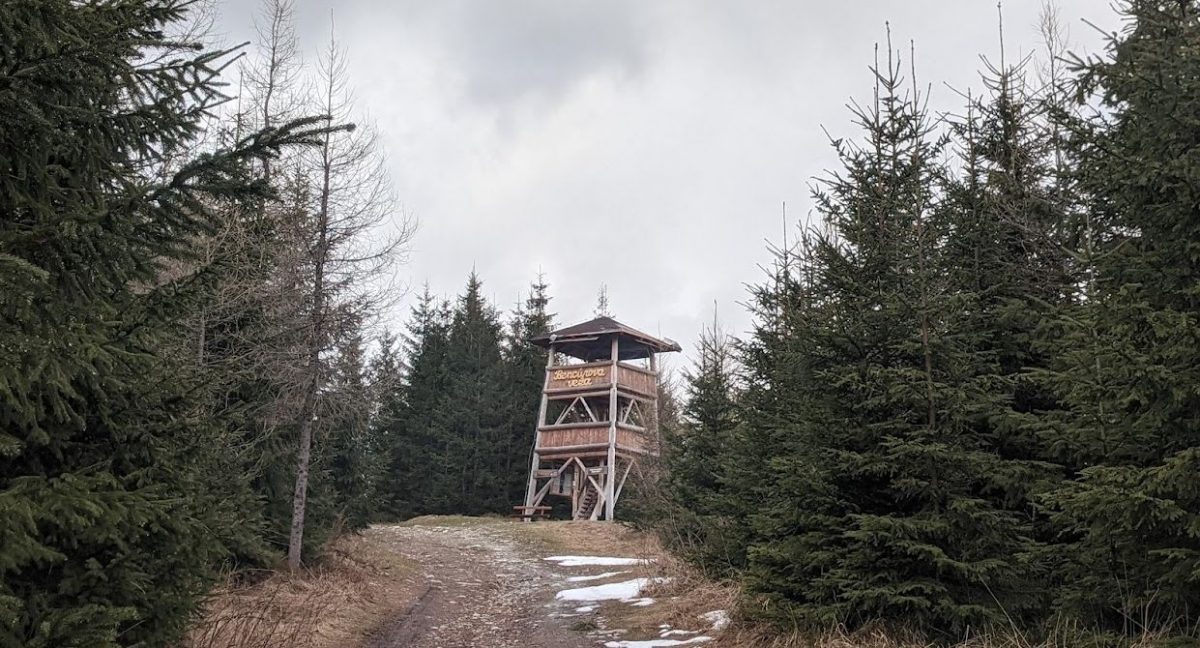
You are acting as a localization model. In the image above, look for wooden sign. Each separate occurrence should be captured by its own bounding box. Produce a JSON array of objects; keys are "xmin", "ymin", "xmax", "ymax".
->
[{"xmin": 547, "ymin": 364, "xmax": 609, "ymax": 390}]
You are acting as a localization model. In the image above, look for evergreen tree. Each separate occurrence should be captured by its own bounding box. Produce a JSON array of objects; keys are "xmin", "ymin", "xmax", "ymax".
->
[
  {"xmin": 377, "ymin": 273, "xmax": 555, "ymax": 519},
  {"xmin": 380, "ymin": 285, "xmax": 451, "ymax": 519},
  {"xmin": 370, "ymin": 329, "xmax": 405, "ymax": 417},
  {"xmin": 742, "ymin": 43, "xmax": 1043, "ymax": 634},
  {"xmin": 325, "ymin": 315, "xmax": 377, "ymax": 531},
  {"xmin": 931, "ymin": 48, "xmax": 1077, "ymax": 617},
  {"xmin": 499, "ymin": 276, "xmax": 555, "ymax": 508},
  {"xmin": 365, "ymin": 329, "xmax": 402, "ymax": 516},
  {"xmin": 437, "ymin": 273, "xmax": 507, "ymax": 514},
  {"xmin": 1039, "ymin": 0, "xmax": 1200, "ymax": 630},
  {"xmin": 0, "ymin": 1, "xmax": 323, "ymax": 644},
  {"xmin": 658, "ymin": 314, "xmax": 743, "ymax": 574}
]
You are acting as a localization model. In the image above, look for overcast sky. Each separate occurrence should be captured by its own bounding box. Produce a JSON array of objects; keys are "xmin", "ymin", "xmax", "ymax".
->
[{"xmin": 211, "ymin": 0, "xmax": 1116, "ymax": 363}]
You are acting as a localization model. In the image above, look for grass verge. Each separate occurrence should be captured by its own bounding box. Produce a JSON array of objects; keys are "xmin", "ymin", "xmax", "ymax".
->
[{"xmin": 179, "ymin": 530, "xmax": 418, "ymax": 648}]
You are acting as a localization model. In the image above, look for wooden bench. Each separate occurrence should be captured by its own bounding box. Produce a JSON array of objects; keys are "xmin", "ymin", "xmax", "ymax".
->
[{"xmin": 512, "ymin": 505, "xmax": 552, "ymax": 521}]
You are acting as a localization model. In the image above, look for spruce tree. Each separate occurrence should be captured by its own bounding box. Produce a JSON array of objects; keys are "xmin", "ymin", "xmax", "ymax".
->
[
  {"xmin": 659, "ymin": 314, "xmax": 743, "ymax": 575},
  {"xmin": 933, "ymin": 52, "xmax": 1076, "ymax": 618},
  {"xmin": 366, "ymin": 328, "xmax": 403, "ymax": 516},
  {"xmin": 499, "ymin": 276, "xmax": 555, "ymax": 508},
  {"xmin": 380, "ymin": 285, "xmax": 451, "ymax": 519},
  {"xmin": 438, "ymin": 273, "xmax": 507, "ymax": 514},
  {"xmin": 325, "ymin": 316, "xmax": 377, "ymax": 531},
  {"xmin": 743, "ymin": 43, "xmax": 1042, "ymax": 635},
  {"xmin": 1039, "ymin": 0, "xmax": 1200, "ymax": 631},
  {"xmin": 0, "ymin": 1, "xmax": 323, "ymax": 645},
  {"xmin": 378, "ymin": 274, "xmax": 547, "ymax": 519}
]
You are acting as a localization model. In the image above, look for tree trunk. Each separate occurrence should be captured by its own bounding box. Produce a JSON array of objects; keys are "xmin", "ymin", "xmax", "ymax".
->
[
  {"xmin": 287, "ymin": 396, "xmax": 316, "ymax": 570},
  {"xmin": 286, "ymin": 119, "xmax": 333, "ymax": 571}
]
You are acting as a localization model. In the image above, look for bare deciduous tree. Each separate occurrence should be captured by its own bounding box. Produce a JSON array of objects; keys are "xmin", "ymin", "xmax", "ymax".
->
[{"xmin": 286, "ymin": 21, "xmax": 415, "ymax": 570}]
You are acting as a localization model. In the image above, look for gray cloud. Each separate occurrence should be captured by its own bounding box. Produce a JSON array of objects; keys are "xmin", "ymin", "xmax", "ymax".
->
[
  {"xmin": 213, "ymin": 0, "xmax": 1118, "ymax": 362},
  {"xmin": 426, "ymin": 1, "xmax": 650, "ymax": 105}
]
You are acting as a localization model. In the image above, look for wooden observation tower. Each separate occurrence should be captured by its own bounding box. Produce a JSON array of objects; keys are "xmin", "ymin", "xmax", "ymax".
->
[{"xmin": 519, "ymin": 316, "xmax": 680, "ymax": 521}]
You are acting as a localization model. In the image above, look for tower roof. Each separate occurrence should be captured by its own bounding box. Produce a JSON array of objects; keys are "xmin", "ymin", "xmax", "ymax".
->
[{"xmin": 530, "ymin": 315, "xmax": 681, "ymax": 361}]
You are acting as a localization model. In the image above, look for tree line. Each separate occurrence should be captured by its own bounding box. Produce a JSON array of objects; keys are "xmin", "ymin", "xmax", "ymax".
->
[
  {"xmin": 0, "ymin": 0, "xmax": 423, "ymax": 645},
  {"xmin": 372, "ymin": 274, "xmax": 553, "ymax": 520},
  {"xmin": 0, "ymin": 0, "xmax": 561, "ymax": 643},
  {"xmin": 645, "ymin": 2, "xmax": 1200, "ymax": 644}
]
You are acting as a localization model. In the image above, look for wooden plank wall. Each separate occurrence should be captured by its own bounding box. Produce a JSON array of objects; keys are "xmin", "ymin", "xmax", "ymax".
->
[
  {"xmin": 616, "ymin": 428, "xmax": 645, "ymax": 453},
  {"xmin": 537, "ymin": 424, "xmax": 609, "ymax": 449},
  {"xmin": 616, "ymin": 364, "xmax": 656, "ymax": 395}
]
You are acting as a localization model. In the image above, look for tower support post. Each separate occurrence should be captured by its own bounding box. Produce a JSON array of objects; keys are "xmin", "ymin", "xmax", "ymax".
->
[
  {"xmin": 649, "ymin": 352, "xmax": 659, "ymax": 448},
  {"xmin": 522, "ymin": 347, "xmax": 555, "ymax": 518},
  {"xmin": 605, "ymin": 336, "xmax": 619, "ymax": 521}
]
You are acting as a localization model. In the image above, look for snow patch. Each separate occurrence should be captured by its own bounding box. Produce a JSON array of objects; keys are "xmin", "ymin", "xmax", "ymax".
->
[
  {"xmin": 699, "ymin": 610, "xmax": 731, "ymax": 631},
  {"xmin": 555, "ymin": 577, "xmax": 668, "ymax": 602},
  {"xmin": 567, "ymin": 571, "xmax": 626, "ymax": 582},
  {"xmin": 545, "ymin": 555, "xmax": 650, "ymax": 567},
  {"xmin": 603, "ymin": 638, "xmax": 712, "ymax": 648}
]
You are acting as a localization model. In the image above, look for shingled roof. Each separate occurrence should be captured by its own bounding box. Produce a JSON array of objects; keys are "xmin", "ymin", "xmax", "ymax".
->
[{"xmin": 530, "ymin": 315, "xmax": 681, "ymax": 361}]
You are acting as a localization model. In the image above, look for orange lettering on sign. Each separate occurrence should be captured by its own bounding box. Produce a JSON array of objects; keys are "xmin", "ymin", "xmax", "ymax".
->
[{"xmin": 551, "ymin": 366, "xmax": 608, "ymax": 387}]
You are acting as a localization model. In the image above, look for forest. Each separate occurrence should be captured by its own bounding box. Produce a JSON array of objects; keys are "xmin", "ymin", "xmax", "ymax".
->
[
  {"xmin": 646, "ymin": 1, "xmax": 1200, "ymax": 643},
  {"xmin": 3, "ymin": 0, "xmax": 1200, "ymax": 647}
]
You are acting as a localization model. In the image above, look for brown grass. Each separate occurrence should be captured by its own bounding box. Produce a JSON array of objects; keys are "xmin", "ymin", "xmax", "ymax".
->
[
  {"xmin": 517, "ymin": 520, "xmax": 741, "ymax": 642},
  {"xmin": 516, "ymin": 519, "xmax": 665, "ymax": 558},
  {"xmin": 513, "ymin": 520, "xmax": 1182, "ymax": 648},
  {"xmin": 712, "ymin": 625, "xmax": 1190, "ymax": 648},
  {"xmin": 179, "ymin": 518, "xmax": 1185, "ymax": 648},
  {"xmin": 178, "ymin": 531, "xmax": 418, "ymax": 648}
]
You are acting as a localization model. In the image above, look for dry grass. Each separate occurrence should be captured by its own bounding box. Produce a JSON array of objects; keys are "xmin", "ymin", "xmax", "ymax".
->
[
  {"xmin": 713, "ymin": 625, "xmax": 1193, "ymax": 648},
  {"xmin": 398, "ymin": 514, "xmax": 499, "ymax": 527},
  {"xmin": 178, "ymin": 531, "xmax": 418, "ymax": 648},
  {"xmin": 515, "ymin": 521, "xmax": 1186, "ymax": 648},
  {"xmin": 517, "ymin": 519, "xmax": 665, "ymax": 558},
  {"xmin": 180, "ymin": 518, "xmax": 1188, "ymax": 648},
  {"xmin": 601, "ymin": 542, "xmax": 743, "ymax": 642},
  {"xmin": 517, "ymin": 520, "xmax": 741, "ymax": 642},
  {"xmin": 633, "ymin": 567, "xmax": 1193, "ymax": 648}
]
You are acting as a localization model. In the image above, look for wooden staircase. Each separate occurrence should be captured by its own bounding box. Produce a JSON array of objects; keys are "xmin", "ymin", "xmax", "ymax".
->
[{"xmin": 575, "ymin": 487, "xmax": 599, "ymax": 521}]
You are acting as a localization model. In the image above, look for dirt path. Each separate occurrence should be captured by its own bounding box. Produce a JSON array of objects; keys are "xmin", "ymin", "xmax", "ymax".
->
[
  {"xmin": 184, "ymin": 517, "xmax": 730, "ymax": 648},
  {"xmin": 361, "ymin": 522, "xmax": 596, "ymax": 648}
]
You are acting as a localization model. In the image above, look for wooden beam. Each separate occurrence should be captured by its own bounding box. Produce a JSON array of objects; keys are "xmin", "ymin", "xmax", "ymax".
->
[
  {"xmin": 580, "ymin": 397, "xmax": 598, "ymax": 423},
  {"xmin": 554, "ymin": 396, "xmax": 578, "ymax": 425},
  {"xmin": 529, "ymin": 475, "xmax": 554, "ymax": 509},
  {"xmin": 614, "ymin": 458, "xmax": 635, "ymax": 503},
  {"xmin": 619, "ymin": 399, "xmax": 634, "ymax": 424},
  {"xmin": 538, "ymin": 421, "xmax": 613, "ymax": 431},
  {"xmin": 537, "ymin": 449, "xmax": 612, "ymax": 460},
  {"xmin": 586, "ymin": 474, "xmax": 606, "ymax": 505},
  {"xmin": 522, "ymin": 347, "xmax": 557, "ymax": 518},
  {"xmin": 605, "ymin": 335, "xmax": 618, "ymax": 521},
  {"xmin": 546, "ymin": 389, "xmax": 612, "ymax": 401}
]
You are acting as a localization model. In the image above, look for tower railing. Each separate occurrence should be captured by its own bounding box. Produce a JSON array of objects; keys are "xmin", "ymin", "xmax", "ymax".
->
[{"xmin": 544, "ymin": 361, "xmax": 657, "ymax": 396}]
